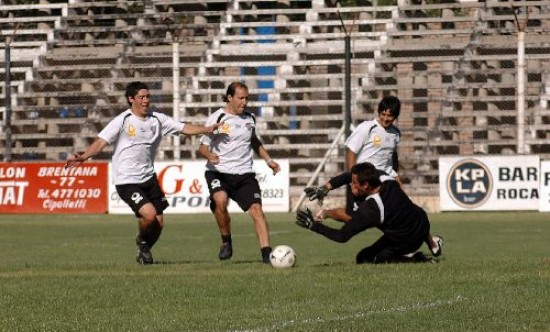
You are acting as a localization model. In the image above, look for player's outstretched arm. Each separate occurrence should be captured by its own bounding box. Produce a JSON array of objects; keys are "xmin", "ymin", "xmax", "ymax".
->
[
  {"xmin": 182, "ymin": 122, "xmax": 222, "ymax": 136},
  {"xmin": 322, "ymin": 208, "xmax": 352, "ymax": 223},
  {"xmin": 65, "ymin": 138, "xmax": 108, "ymax": 169}
]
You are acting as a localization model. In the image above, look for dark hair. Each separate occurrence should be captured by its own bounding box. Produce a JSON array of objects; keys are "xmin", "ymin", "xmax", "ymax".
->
[
  {"xmin": 378, "ymin": 95, "xmax": 401, "ymax": 119},
  {"xmin": 351, "ymin": 162, "xmax": 381, "ymax": 187},
  {"xmin": 125, "ymin": 81, "xmax": 149, "ymax": 105},
  {"xmin": 222, "ymin": 82, "xmax": 248, "ymax": 102}
]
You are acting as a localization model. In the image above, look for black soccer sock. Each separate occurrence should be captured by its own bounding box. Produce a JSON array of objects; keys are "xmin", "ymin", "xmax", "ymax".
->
[
  {"xmin": 221, "ymin": 234, "xmax": 232, "ymax": 245},
  {"xmin": 140, "ymin": 226, "xmax": 159, "ymax": 249},
  {"xmin": 261, "ymin": 246, "xmax": 272, "ymax": 258},
  {"xmin": 147, "ymin": 224, "xmax": 162, "ymax": 248}
]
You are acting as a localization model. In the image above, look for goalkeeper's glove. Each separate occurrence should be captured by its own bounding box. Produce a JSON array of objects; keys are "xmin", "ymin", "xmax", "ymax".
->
[
  {"xmin": 296, "ymin": 208, "xmax": 316, "ymax": 230},
  {"xmin": 304, "ymin": 186, "xmax": 329, "ymax": 202}
]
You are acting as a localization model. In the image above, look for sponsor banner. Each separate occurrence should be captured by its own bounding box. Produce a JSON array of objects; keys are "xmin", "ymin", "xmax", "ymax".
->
[
  {"xmin": 108, "ymin": 159, "xmax": 290, "ymax": 214},
  {"xmin": 0, "ymin": 162, "xmax": 108, "ymax": 214},
  {"xmin": 439, "ymin": 156, "xmax": 540, "ymax": 211},
  {"xmin": 540, "ymin": 161, "xmax": 550, "ymax": 212}
]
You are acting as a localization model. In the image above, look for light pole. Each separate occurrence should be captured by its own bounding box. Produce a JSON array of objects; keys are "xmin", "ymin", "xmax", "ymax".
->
[
  {"xmin": 512, "ymin": 5, "xmax": 528, "ymax": 154},
  {"xmin": 164, "ymin": 18, "xmax": 183, "ymax": 160},
  {"xmin": 338, "ymin": 11, "xmax": 352, "ymax": 170},
  {"xmin": 2, "ymin": 24, "xmax": 18, "ymax": 162}
]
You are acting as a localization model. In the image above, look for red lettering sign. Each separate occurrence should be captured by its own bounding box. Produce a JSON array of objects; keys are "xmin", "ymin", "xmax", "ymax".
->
[{"xmin": 0, "ymin": 162, "xmax": 108, "ymax": 214}]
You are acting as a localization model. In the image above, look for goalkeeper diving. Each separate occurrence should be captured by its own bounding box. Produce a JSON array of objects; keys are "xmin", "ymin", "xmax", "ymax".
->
[{"xmin": 296, "ymin": 162, "xmax": 443, "ymax": 264}]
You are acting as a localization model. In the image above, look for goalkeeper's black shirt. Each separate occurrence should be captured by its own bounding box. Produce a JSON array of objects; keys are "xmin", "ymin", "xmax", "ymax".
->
[{"xmin": 311, "ymin": 173, "xmax": 429, "ymax": 243}]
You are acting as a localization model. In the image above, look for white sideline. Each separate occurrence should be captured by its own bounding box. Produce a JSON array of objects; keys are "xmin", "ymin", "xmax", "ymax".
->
[{"xmin": 229, "ymin": 295, "xmax": 467, "ymax": 332}]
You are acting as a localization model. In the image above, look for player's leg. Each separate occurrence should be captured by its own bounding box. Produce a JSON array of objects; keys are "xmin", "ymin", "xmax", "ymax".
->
[
  {"xmin": 234, "ymin": 173, "xmax": 272, "ymax": 263},
  {"xmin": 247, "ymin": 203, "xmax": 272, "ymax": 263},
  {"xmin": 137, "ymin": 205, "xmax": 165, "ymax": 248},
  {"xmin": 356, "ymin": 234, "xmax": 427, "ymax": 264},
  {"xmin": 135, "ymin": 203, "xmax": 159, "ymax": 264},
  {"xmin": 141, "ymin": 175, "xmax": 169, "ymax": 248},
  {"xmin": 116, "ymin": 183, "xmax": 157, "ymax": 264},
  {"xmin": 395, "ymin": 234, "xmax": 431, "ymax": 263},
  {"xmin": 355, "ymin": 235, "xmax": 390, "ymax": 264},
  {"xmin": 116, "ymin": 176, "xmax": 169, "ymax": 264},
  {"xmin": 206, "ymin": 171, "xmax": 233, "ymax": 260},
  {"xmin": 211, "ymin": 191, "xmax": 233, "ymax": 260}
]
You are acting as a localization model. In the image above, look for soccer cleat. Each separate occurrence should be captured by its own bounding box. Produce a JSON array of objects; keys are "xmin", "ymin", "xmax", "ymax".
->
[
  {"xmin": 218, "ymin": 242, "xmax": 233, "ymax": 260},
  {"xmin": 430, "ymin": 235, "xmax": 444, "ymax": 257},
  {"xmin": 135, "ymin": 235, "xmax": 154, "ymax": 265}
]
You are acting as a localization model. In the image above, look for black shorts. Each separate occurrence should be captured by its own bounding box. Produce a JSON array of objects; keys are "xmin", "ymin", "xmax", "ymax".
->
[
  {"xmin": 115, "ymin": 175, "xmax": 169, "ymax": 217},
  {"xmin": 205, "ymin": 171, "xmax": 262, "ymax": 212}
]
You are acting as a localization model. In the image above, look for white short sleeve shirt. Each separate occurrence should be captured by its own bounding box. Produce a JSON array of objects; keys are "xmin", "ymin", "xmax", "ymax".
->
[
  {"xmin": 345, "ymin": 119, "xmax": 401, "ymax": 177},
  {"xmin": 199, "ymin": 108, "xmax": 256, "ymax": 174},
  {"xmin": 98, "ymin": 109, "xmax": 184, "ymax": 185}
]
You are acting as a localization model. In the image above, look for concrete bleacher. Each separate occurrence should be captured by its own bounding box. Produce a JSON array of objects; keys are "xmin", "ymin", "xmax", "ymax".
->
[{"xmin": 1, "ymin": 0, "xmax": 549, "ymax": 197}]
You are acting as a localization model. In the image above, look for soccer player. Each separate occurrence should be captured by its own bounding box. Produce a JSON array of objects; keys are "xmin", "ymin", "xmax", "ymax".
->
[
  {"xmin": 297, "ymin": 162, "xmax": 439, "ymax": 264},
  {"xmin": 198, "ymin": 82, "xmax": 281, "ymax": 263},
  {"xmin": 311, "ymin": 96, "xmax": 442, "ymax": 256},
  {"xmin": 65, "ymin": 81, "xmax": 221, "ymax": 264}
]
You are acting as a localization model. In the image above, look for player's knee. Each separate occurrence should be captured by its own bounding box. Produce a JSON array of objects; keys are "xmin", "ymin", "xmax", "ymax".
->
[
  {"xmin": 248, "ymin": 202, "xmax": 263, "ymax": 213},
  {"xmin": 139, "ymin": 204, "xmax": 158, "ymax": 223}
]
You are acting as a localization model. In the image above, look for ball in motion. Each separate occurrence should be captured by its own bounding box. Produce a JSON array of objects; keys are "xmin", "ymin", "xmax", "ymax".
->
[{"xmin": 269, "ymin": 245, "xmax": 297, "ymax": 268}]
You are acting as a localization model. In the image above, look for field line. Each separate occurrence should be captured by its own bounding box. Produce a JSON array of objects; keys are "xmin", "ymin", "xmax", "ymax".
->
[{"xmin": 230, "ymin": 295, "xmax": 467, "ymax": 332}]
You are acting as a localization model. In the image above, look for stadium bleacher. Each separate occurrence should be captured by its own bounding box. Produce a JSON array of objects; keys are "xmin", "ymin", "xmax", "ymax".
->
[{"xmin": 0, "ymin": 0, "xmax": 549, "ymax": 199}]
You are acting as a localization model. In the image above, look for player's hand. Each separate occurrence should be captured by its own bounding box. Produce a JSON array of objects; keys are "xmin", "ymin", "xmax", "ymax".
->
[
  {"xmin": 296, "ymin": 208, "xmax": 317, "ymax": 230},
  {"xmin": 64, "ymin": 153, "xmax": 86, "ymax": 169},
  {"xmin": 207, "ymin": 153, "xmax": 220, "ymax": 165},
  {"xmin": 266, "ymin": 159, "xmax": 281, "ymax": 176},
  {"xmin": 304, "ymin": 186, "xmax": 329, "ymax": 202},
  {"xmin": 209, "ymin": 122, "xmax": 224, "ymax": 134}
]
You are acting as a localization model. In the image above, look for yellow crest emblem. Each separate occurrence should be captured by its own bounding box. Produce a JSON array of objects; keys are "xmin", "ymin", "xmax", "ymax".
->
[
  {"xmin": 219, "ymin": 123, "xmax": 231, "ymax": 134},
  {"xmin": 372, "ymin": 134, "xmax": 382, "ymax": 147},
  {"xmin": 128, "ymin": 125, "xmax": 136, "ymax": 137}
]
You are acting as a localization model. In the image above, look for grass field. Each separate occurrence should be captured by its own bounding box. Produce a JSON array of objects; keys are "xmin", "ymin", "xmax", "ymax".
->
[{"xmin": 1, "ymin": 211, "xmax": 549, "ymax": 332}]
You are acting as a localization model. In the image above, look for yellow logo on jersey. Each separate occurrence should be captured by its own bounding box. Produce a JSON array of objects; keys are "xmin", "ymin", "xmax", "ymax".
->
[
  {"xmin": 128, "ymin": 125, "xmax": 136, "ymax": 137},
  {"xmin": 372, "ymin": 134, "xmax": 382, "ymax": 147},
  {"xmin": 219, "ymin": 123, "xmax": 231, "ymax": 134}
]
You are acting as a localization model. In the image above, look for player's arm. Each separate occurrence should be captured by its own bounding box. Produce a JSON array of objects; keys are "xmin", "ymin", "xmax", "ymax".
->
[
  {"xmin": 198, "ymin": 143, "xmax": 219, "ymax": 165},
  {"xmin": 251, "ymin": 131, "xmax": 280, "ymax": 175},
  {"xmin": 315, "ymin": 207, "xmax": 352, "ymax": 223},
  {"xmin": 345, "ymin": 147, "xmax": 357, "ymax": 172},
  {"xmin": 392, "ymin": 151, "xmax": 405, "ymax": 186},
  {"xmin": 303, "ymin": 172, "xmax": 351, "ymax": 202},
  {"xmin": 65, "ymin": 137, "xmax": 109, "ymax": 169},
  {"xmin": 182, "ymin": 122, "xmax": 221, "ymax": 136},
  {"xmin": 328, "ymin": 172, "xmax": 352, "ymax": 189},
  {"xmin": 296, "ymin": 208, "xmax": 370, "ymax": 243}
]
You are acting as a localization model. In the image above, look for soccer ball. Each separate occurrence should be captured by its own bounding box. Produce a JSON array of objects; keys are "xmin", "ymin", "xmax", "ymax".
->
[{"xmin": 269, "ymin": 245, "xmax": 296, "ymax": 268}]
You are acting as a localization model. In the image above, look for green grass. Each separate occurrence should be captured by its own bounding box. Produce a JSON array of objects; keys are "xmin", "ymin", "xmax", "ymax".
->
[{"xmin": 1, "ymin": 212, "xmax": 549, "ymax": 332}]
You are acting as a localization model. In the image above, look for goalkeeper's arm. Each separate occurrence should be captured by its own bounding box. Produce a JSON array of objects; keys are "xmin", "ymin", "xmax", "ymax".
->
[
  {"xmin": 327, "ymin": 172, "xmax": 352, "ymax": 190},
  {"xmin": 304, "ymin": 171, "xmax": 353, "ymax": 202}
]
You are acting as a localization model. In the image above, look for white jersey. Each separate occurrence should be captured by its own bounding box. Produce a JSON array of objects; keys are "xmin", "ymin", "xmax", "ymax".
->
[
  {"xmin": 199, "ymin": 108, "xmax": 256, "ymax": 174},
  {"xmin": 98, "ymin": 109, "xmax": 184, "ymax": 185},
  {"xmin": 345, "ymin": 119, "xmax": 401, "ymax": 177}
]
